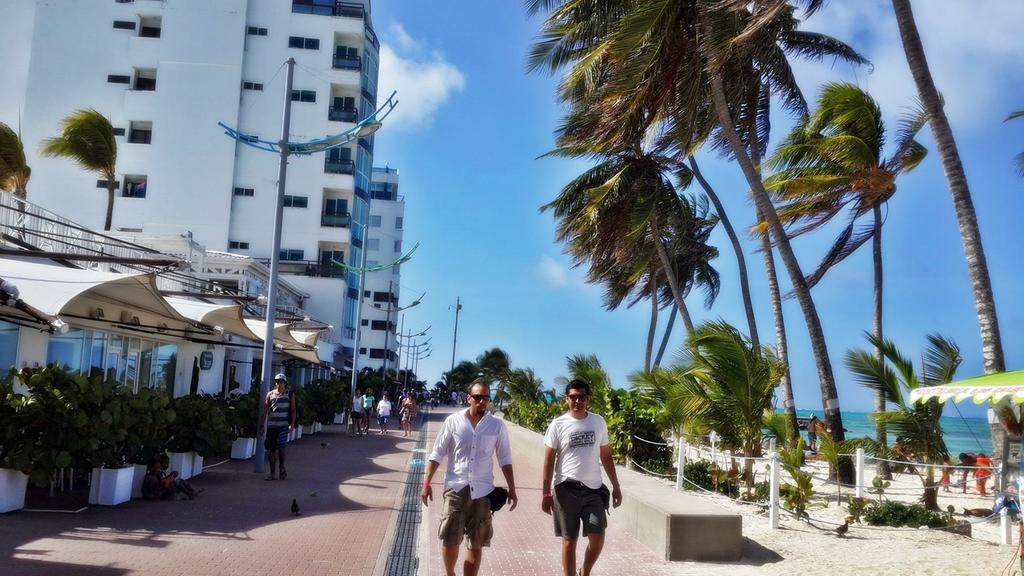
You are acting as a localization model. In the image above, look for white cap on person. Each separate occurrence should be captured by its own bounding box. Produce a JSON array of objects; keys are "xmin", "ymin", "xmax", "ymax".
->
[{"xmin": 274, "ymin": 373, "xmax": 287, "ymax": 382}]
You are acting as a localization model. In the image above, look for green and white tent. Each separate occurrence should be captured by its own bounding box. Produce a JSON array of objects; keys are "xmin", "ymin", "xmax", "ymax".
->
[{"xmin": 909, "ymin": 369, "xmax": 1024, "ymax": 405}]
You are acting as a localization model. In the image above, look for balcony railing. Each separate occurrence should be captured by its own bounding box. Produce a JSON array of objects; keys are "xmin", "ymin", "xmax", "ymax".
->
[
  {"xmin": 324, "ymin": 158, "xmax": 355, "ymax": 175},
  {"xmin": 321, "ymin": 212, "xmax": 351, "ymax": 227},
  {"xmin": 333, "ymin": 55, "xmax": 361, "ymax": 71},
  {"xmin": 256, "ymin": 258, "xmax": 346, "ymax": 279},
  {"xmin": 291, "ymin": 0, "xmax": 364, "ymax": 18},
  {"xmin": 328, "ymin": 107, "xmax": 358, "ymax": 123}
]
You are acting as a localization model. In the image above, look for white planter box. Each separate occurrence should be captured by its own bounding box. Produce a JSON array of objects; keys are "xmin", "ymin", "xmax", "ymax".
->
[
  {"xmin": 231, "ymin": 437, "xmax": 255, "ymax": 459},
  {"xmin": 334, "ymin": 412, "xmax": 346, "ymax": 425},
  {"xmin": 0, "ymin": 468, "xmax": 28, "ymax": 513},
  {"xmin": 89, "ymin": 467, "xmax": 134, "ymax": 506},
  {"xmin": 131, "ymin": 464, "xmax": 148, "ymax": 499},
  {"xmin": 192, "ymin": 454, "xmax": 204, "ymax": 477},
  {"xmin": 315, "ymin": 422, "xmax": 323, "ymax": 433},
  {"xmin": 302, "ymin": 424, "xmax": 314, "ymax": 435},
  {"xmin": 294, "ymin": 427, "xmax": 303, "ymax": 440},
  {"xmin": 167, "ymin": 451, "xmax": 194, "ymax": 480}
]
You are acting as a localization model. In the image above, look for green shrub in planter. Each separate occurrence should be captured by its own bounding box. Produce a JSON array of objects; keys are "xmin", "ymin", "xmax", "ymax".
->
[
  {"xmin": 0, "ymin": 374, "xmax": 33, "ymax": 475},
  {"xmin": 224, "ymin": 389, "xmax": 260, "ymax": 438},
  {"xmin": 168, "ymin": 394, "xmax": 235, "ymax": 457},
  {"xmin": 124, "ymin": 387, "xmax": 176, "ymax": 465},
  {"xmin": 297, "ymin": 379, "xmax": 347, "ymax": 425}
]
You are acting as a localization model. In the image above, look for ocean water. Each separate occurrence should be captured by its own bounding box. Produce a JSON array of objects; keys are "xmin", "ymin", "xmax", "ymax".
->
[{"xmin": 794, "ymin": 409, "xmax": 992, "ymax": 456}]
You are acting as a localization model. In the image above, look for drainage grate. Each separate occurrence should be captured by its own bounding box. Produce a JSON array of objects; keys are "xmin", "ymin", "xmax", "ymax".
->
[{"xmin": 382, "ymin": 411, "xmax": 428, "ymax": 576}]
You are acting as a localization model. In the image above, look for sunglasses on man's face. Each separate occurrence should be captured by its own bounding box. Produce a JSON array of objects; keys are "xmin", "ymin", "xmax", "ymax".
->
[
  {"xmin": 567, "ymin": 394, "xmax": 589, "ymax": 402},
  {"xmin": 469, "ymin": 394, "xmax": 491, "ymax": 402}
]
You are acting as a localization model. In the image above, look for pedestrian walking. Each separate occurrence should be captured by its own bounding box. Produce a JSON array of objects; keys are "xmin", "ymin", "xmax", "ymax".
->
[
  {"xmin": 377, "ymin": 392, "xmax": 393, "ymax": 434},
  {"xmin": 541, "ymin": 379, "xmax": 621, "ymax": 576},
  {"xmin": 352, "ymin": 388, "xmax": 365, "ymax": 437},
  {"xmin": 400, "ymin": 392, "xmax": 418, "ymax": 437},
  {"xmin": 261, "ymin": 373, "xmax": 296, "ymax": 481},
  {"xmin": 362, "ymin": 388, "xmax": 376, "ymax": 435},
  {"xmin": 422, "ymin": 379, "xmax": 518, "ymax": 576}
]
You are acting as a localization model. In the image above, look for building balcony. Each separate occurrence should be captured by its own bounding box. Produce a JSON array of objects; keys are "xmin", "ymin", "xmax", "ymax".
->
[
  {"xmin": 321, "ymin": 212, "xmax": 351, "ymax": 228},
  {"xmin": 291, "ymin": 0, "xmax": 364, "ymax": 18},
  {"xmin": 333, "ymin": 55, "xmax": 361, "ymax": 71},
  {"xmin": 256, "ymin": 258, "xmax": 346, "ymax": 279},
  {"xmin": 324, "ymin": 158, "xmax": 355, "ymax": 175},
  {"xmin": 328, "ymin": 107, "xmax": 358, "ymax": 123}
]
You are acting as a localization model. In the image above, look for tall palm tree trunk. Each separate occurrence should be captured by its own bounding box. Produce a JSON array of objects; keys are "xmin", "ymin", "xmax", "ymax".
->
[
  {"xmin": 645, "ymin": 267, "xmax": 658, "ymax": 372},
  {"xmin": 650, "ymin": 217, "xmax": 696, "ymax": 337},
  {"xmin": 872, "ymin": 204, "xmax": 892, "ymax": 478},
  {"xmin": 709, "ymin": 75, "xmax": 849, "ymax": 481},
  {"xmin": 688, "ymin": 155, "xmax": 760, "ymax": 349},
  {"xmin": 654, "ymin": 307, "xmax": 677, "ymax": 368},
  {"xmin": 891, "ymin": 0, "xmax": 1007, "ymax": 463},
  {"xmin": 104, "ymin": 179, "xmax": 116, "ymax": 231},
  {"xmin": 758, "ymin": 215, "xmax": 798, "ymax": 441}
]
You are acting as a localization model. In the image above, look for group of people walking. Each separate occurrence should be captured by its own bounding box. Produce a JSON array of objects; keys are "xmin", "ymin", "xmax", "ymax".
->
[
  {"xmin": 422, "ymin": 378, "xmax": 622, "ymax": 576},
  {"xmin": 350, "ymin": 388, "xmax": 420, "ymax": 437}
]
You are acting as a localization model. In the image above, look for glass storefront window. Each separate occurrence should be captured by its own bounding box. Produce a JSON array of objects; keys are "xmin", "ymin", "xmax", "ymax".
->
[
  {"xmin": 152, "ymin": 343, "xmax": 177, "ymax": 396},
  {"xmin": 46, "ymin": 329, "xmax": 86, "ymax": 372},
  {"xmin": 0, "ymin": 320, "xmax": 18, "ymax": 372}
]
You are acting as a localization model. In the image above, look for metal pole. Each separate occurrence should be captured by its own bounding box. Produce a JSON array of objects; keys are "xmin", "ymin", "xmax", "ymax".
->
[
  {"xmin": 383, "ymin": 279, "xmax": 393, "ymax": 373},
  {"xmin": 855, "ymin": 447, "xmax": 866, "ymax": 499},
  {"xmin": 255, "ymin": 57, "xmax": 295, "ymax": 474},
  {"xmin": 449, "ymin": 296, "xmax": 461, "ymax": 376},
  {"xmin": 676, "ymin": 438, "xmax": 686, "ymax": 491},
  {"xmin": 397, "ymin": 313, "xmax": 405, "ymax": 381},
  {"xmin": 769, "ymin": 453, "xmax": 780, "ymax": 529},
  {"xmin": 348, "ymin": 222, "xmax": 369, "ymax": 434}
]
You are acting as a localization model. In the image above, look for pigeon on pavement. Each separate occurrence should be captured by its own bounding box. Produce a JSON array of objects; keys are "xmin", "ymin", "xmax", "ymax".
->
[{"xmin": 291, "ymin": 499, "xmax": 300, "ymax": 516}]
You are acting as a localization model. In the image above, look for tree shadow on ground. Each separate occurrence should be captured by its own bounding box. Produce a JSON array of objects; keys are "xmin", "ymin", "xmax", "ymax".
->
[{"xmin": 0, "ymin": 424, "xmax": 412, "ymax": 575}]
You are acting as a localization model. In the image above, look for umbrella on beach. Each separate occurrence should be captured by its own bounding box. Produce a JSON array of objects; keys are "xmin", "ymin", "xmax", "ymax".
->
[{"xmin": 909, "ymin": 369, "xmax": 1024, "ymax": 405}]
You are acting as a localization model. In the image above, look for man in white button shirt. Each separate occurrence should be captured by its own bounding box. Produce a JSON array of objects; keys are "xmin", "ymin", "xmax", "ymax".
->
[
  {"xmin": 542, "ymin": 379, "xmax": 621, "ymax": 576},
  {"xmin": 421, "ymin": 379, "xmax": 518, "ymax": 576}
]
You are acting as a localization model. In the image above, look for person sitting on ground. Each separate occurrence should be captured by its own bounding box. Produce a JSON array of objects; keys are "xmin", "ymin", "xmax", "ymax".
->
[
  {"xmin": 142, "ymin": 459, "xmax": 173, "ymax": 501},
  {"xmin": 159, "ymin": 454, "xmax": 200, "ymax": 499}
]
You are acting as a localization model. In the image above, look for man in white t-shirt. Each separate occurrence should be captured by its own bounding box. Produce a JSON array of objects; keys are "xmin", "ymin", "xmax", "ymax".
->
[
  {"xmin": 351, "ymin": 389, "xmax": 365, "ymax": 437},
  {"xmin": 542, "ymin": 379, "xmax": 621, "ymax": 576},
  {"xmin": 376, "ymin": 392, "xmax": 393, "ymax": 434}
]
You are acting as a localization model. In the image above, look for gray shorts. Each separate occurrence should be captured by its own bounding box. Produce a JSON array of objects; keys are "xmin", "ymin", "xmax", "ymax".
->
[{"xmin": 553, "ymin": 480, "xmax": 606, "ymax": 539}]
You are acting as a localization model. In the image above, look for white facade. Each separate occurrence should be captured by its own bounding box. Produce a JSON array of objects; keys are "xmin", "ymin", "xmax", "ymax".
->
[
  {"xmin": 1, "ymin": 0, "xmax": 387, "ymax": 370},
  {"xmin": 358, "ymin": 167, "xmax": 404, "ymax": 371}
]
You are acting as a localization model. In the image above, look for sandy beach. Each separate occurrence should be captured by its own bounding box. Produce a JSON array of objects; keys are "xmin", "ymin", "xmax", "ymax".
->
[{"xmin": 658, "ymin": 445, "xmax": 1018, "ymax": 575}]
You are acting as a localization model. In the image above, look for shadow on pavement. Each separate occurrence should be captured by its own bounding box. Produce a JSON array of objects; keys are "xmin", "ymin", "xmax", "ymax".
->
[{"xmin": 0, "ymin": 424, "xmax": 409, "ymax": 575}]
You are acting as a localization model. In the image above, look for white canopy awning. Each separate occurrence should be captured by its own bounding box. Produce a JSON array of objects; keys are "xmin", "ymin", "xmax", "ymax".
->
[
  {"xmin": 165, "ymin": 297, "xmax": 258, "ymax": 340},
  {"xmin": 243, "ymin": 318, "xmax": 324, "ymax": 365},
  {"xmin": 0, "ymin": 257, "xmax": 190, "ymax": 330}
]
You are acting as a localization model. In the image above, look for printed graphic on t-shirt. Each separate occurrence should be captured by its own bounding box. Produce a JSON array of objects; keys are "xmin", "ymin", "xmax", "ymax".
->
[{"xmin": 568, "ymin": 430, "xmax": 595, "ymax": 448}]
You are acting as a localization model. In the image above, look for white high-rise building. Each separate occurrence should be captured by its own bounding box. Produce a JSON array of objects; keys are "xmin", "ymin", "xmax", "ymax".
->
[
  {"xmin": 358, "ymin": 166, "xmax": 405, "ymax": 372},
  {"xmin": 0, "ymin": 0, "xmax": 394, "ymax": 372}
]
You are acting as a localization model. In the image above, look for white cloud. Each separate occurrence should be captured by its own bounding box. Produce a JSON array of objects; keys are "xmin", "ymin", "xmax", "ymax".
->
[
  {"xmin": 536, "ymin": 255, "xmax": 570, "ymax": 287},
  {"xmin": 792, "ymin": 0, "xmax": 1024, "ymax": 132},
  {"xmin": 378, "ymin": 26, "xmax": 466, "ymax": 131}
]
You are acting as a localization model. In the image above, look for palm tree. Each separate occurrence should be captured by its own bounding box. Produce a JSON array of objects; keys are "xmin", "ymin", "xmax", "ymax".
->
[
  {"xmin": 527, "ymin": 2, "xmax": 868, "ymax": 467},
  {"xmin": 845, "ymin": 333, "xmax": 961, "ymax": 510},
  {"xmin": 556, "ymin": 354, "xmax": 612, "ymax": 416},
  {"xmin": 891, "ymin": 0, "xmax": 1007, "ymax": 469},
  {"xmin": 40, "ymin": 109, "xmax": 118, "ymax": 231},
  {"xmin": 0, "ymin": 122, "xmax": 31, "ymax": 199},
  {"xmin": 1007, "ymin": 110, "xmax": 1024, "ymax": 176},
  {"xmin": 766, "ymin": 83, "xmax": 929, "ymax": 467},
  {"xmin": 445, "ymin": 360, "xmax": 480, "ymax": 393},
  {"xmin": 504, "ymin": 367, "xmax": 545, "ymax": 403}
]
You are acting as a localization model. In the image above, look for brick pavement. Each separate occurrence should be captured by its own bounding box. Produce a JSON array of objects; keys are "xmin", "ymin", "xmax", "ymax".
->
[
  {"xmin": 0, "ymin": 424, "xmax": 419, "ymax": 576},
  {"xmin": 420, "ymin": 406, "xmax": 746, "ymax": 576}
]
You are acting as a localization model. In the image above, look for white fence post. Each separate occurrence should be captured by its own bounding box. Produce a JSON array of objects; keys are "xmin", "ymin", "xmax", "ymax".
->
[
  {"xmin": 769, "ymin": 453, "xmax": 780, "ymax": 529},
  {"xmin": 1001, "ymin": 507, "xmax": 1012, "ymax": 545},
  {"xmin": 710, "ymin": 433, "xmax": 718, "ymax": 466},
  {"xmin": 676, "ymin": 438, "xmax": 686, "ymax": 491},
  {"xmin": 855, "ymin": 448, "xmax": 865, "ymax": 499}
]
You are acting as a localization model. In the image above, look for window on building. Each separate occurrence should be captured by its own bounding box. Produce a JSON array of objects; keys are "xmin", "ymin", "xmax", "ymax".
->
[
  {"xmin": 393, "ymin": 263, "xmax": 400, "ymax": 275},
  {"xmin": 395, "ymin": 216, "xmax": 403, "ymax": 230},
  {"xmin": 139, "ymin": 16, "xmax": 161, "ymax": 38},
  {"xmin": 134, "ymin": 68, "xmax": 157, "ymax": 91},
  {"xmin": 369, "ymin": 215, "xmax": 382, "ymax": 227},
  {"xmin": 366, "ymin": 260, "xmax": 378, "ymax": 267},
  {"xmin": 97, "ymin": 179, "xmax": 119, "ymax": 189},
  {"xmin": 372, "ymin": 291, "xmax": 392, "ymax": 303},
  {"xmin": 0, "ymin": 320, "xmax": 18, "ymax": 374},
  {"xmin": 233, "ymin": 187, "xmax": 254, "ymax": 196},
  {"xmin": 128, "ymin": 121, "xmax": 152, "ymax": 144},
  {"xmin": 108, "ymin": 74, "xmax": 131, "ymax": 84},
  {"xmin": 112, "ymin": 127, "xmax": 126, "ymax": 136},
  {"xmin": 290, "ymin": 89, "xmax": 316, "ymax": 103},
  {"xmin": 123, "ymin": 175, "xmax": 148, "ymax": 198},
  {"xmin": 323, "ymin": 197, "xmax": 347, "ymax": 215},
  {"xmin": 333, "ymin": 96, "xmax": 356, "ymax": 110},
  {"xmin": 361, "ymin": 319, "xmax": 369, "ymax": 326},
  {"xmin": 228, "ymin": 241, "xmax": 249, "ymax": 250},
  {"xmin": 280, "ymin": 249, "xmax": 304, "ymax": 261},
  {"xmin": 242, "ymin": 81, "xmax": 264, "ymax": 91},
  {"xmin": 283, "ymin": 195, "xmax": 308, "ymax": 208},
  {"xmin": 393, "ymin": 240, "xmax": 401, "ymax": 252},
  {"xmin": 369, "ymin": 348, "xmax": 386, "ymax": 359},
  {"xmin": 247, "ymin": 26, "xmax": 268, "ymax": 36},
  {"xmin": 367, "ymin": 238, "xmax": 380, "ymax": 251},
  {"xmin": 370, "ymin": 320, "xmax": 389, "ymax": 331},
  {"xmin": 288, "ymin": 36, "xmax": 320, "ymax": 50},
  {"xmin": 359, "ymin": 347, "xmax": 367, "ymax": 355},
  {"xmin": 113, "ymin": 20, "xmax": 136, "ymax": 30}
]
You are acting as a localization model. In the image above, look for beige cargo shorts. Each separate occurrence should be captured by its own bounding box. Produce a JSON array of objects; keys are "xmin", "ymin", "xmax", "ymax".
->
[{"xmin": 438, "ymin": 486, "xmax": 494, "ymax": 548}]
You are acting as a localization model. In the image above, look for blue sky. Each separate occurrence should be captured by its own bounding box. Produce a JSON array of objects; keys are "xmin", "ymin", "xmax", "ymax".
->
[{"xmin": 370, "ymin": 0, "xmax": 1024, "ymax": 418}]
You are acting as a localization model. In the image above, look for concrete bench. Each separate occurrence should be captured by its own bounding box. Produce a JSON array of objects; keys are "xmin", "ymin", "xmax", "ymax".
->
[{"xmin": 503, "ymin": 418, "xmax": 743, "ymax": 562}]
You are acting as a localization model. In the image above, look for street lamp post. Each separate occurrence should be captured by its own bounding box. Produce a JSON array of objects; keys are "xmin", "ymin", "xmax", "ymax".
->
[
  {"xmin": 449, "ymin": 296, "xmax": 462, "ymax": 376},
  {"xmin": 253, "ymin": 57, "xmax": 296, "ymax": 474},
  {"xmin": 348, "ymin": 221, "xmax": 369, "ymax": 434}
]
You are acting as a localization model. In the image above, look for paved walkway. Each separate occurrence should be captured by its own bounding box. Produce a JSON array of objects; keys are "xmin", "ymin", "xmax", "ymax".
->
[{"xmin": 1, "ymin": 406, "xmax": 765, "ymax": 576}]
